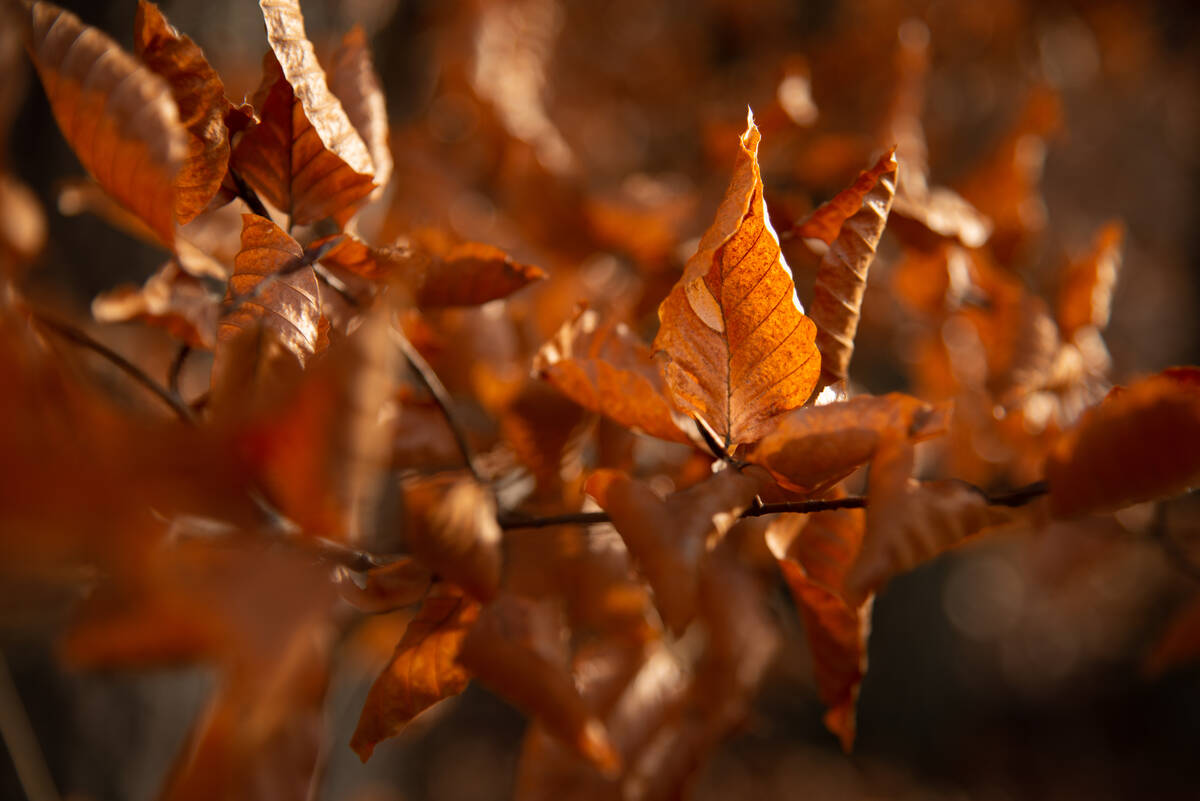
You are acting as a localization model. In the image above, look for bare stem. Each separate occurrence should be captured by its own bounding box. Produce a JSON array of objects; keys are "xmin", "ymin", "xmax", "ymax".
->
[
  {"xmin": 33, "ymin": 314, "xmax": 195, "ymax": 424},
  {"xmin": 229, "ymin": 168, "xmax": 272, "ymax": 220},
  {"xmin": 168, "ymin": 343, "xmax": 191, "ymax": 397}
]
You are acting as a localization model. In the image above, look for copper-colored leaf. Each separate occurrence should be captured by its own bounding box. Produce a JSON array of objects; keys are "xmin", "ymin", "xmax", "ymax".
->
[
  {"xmin": 351, "ymin": 584, "xmax": 480, "ymax": 761},
  {"xmin": 232, "ymin": 18, "xmax": 374, "ymax": 226},
  {"xmin": 585, "ymin": 466, "xmax": 766, "ymax": 633},
  {"xmin": 1057, "ymin": 221, "xmax": 1125, "ymax": 340},
  {"xmin": 458, "ymin": 595, "xmax": 621, "ymax": 774},
  {"xmin": 534, "ymin": 306, "xmax": 689, "ymax": 444},
  {"xmin": 1145, "ymin": 593, "xmax": 1200, "ymax": 677},
  {"xmin": 134, "ymin": 0, "xmax": 230, "ymax": 224},
  {"xmin": 334, "ymin": 557, "xmax": 433, "ymax": 614},
  {"xmin": 216, "ymin": 214, "xmax": 321, "ymax": 366},
  {"xmin": 653, "ymin": 113, "xmax": 820, "ymax": 446},
  {"xmin": 92, "ymin": 260, "xmax": 219, "ymax": 348},
  {"xmin": 1046, "ymin": 368, "xmax": 1200, "ymax": 517},
  {"xmin": 793, "ymin": 148, "xmax": 897, "ymax": 247},
  {"xmin": 744, "ymin": 393, "xmax": 948, "ymax": 495},
  {"xmin": 808, "ymin": 150, "xmax": 897, "ymax": 386},
  {"xmin": 328, "ymin": 25, "xmax": 392, "ymax": 195},
  {"xmin": 26, "ymin": 1, "xmax": 185, "ymax": 245},
  {"xmin": 402, "ymin": 474, "xmax": 503, "ymax": 602}
]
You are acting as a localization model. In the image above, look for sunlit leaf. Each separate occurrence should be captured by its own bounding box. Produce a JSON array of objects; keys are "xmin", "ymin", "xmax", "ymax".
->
[
  {"xmin": 92, "ymin": 259, "xmax": 219, "ymax": 348},
  {"xmin": 403, "ymin": 474, "xmax": 503, "ymax": 602},
  {"xmin": 328, "ymin": 25, "xmax": 392, "ymax": 196}
]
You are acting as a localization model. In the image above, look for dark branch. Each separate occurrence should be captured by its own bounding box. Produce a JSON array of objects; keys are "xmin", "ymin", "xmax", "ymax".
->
[
  {"xmin": 167, "ymin": 343, "xmax": 190, "ymax": 398},
  {"xmin": 229, "ymin": 168, "xmax": 271, "ymax": 220},
  {"xmin": 33, "ymin": 314, "xmax": 195, "ymax": 424}
]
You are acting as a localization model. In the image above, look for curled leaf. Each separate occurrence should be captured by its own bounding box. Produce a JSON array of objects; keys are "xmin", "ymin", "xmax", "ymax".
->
[
  {"xmin": 328, "ymin": 25, "xmax": 392, "ymax": 195},
  {"xmin": 1057, "ymin": 221, "xmax": 1124, "ymax": 340},
  {"xmin": 534, "ymin": 306, "xmax": 688, "ymax": 444},
  {"xmin": 808, "ymin": 149, "xmax": 897, "ymax": 386},
  {"xmin": 654, "ymin": 112, "xmax": 820, "ymax": 446},
  {"xmin": 92, "ymin": 260, "xmax": 219, "ymax": 348},
  {"xmin": 403, "ymin": 474, "xmax": 503, "ymax": 603},
  {"xmin": 26, "ymin": 1, "xmax": 185, "ymax": 245},
  {"xmin": 351, "ymin": 584, "xmax": 480, "ymax": 761}
]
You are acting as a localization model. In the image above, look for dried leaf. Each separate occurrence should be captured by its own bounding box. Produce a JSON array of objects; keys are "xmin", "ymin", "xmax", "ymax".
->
[
  {"xmin": 1145, "ymin": 593, "xmax": 1200, "ymax": 677},
  {"xmin": 808, "ymin": 150, "xmax": 897, "ymax": 385},
  {"xmin": 328, "ymin": 25, "xmax": 392, "ymax": 196},
  {"xmin": 26, "ymin": 1, "xmax": 185, "ymax": 245},
  {"xmin": 92, "ymin": 260, "xmax": 219, "ymax": 348},
  {"xmin": 232, "ymin": 19, "xmax": 374, "ymax": 226},
  {"xmin": 216, "ymin": 214, "xmax": 321, "ymax": 367},
  {"xmin": 654, "ymin": 113, "xmax": 820, "ymax": 446},
  {"xmin": 744, "ymin": 393, "xmax": 948, "ymax": 495},
  {"xmin": 351, "ymin": 584, "xmax": 480, "ymax": 761},
  {"xmin": 1047, "ymin": 368, "xmax": 1200, "ymax": 517},
  {"xmin": 334, "ymin": 558, "xmax": 433, "ymax": 614},
  {"xmin": 458, "ymin": 595, "xmax": 620, "ymax": 774},
  {"xmin": 403, "ymin": 474, "xmax": 503, "ymax": 602},
  {"xmin": 585, "ymin": 467, "xmax": 766, "ymax": 633},
  {"xmin": 793, "ymin": 148, "xmax": 898, "ymax": 247},
  {"xmin": 534, "ymin": 306, "xmax": 689, "ymax": 444},
  {"xmin": 1057, "ymin": 221, "xmax": 1125, "ymax": 340},
  {"xmin": 134, "ymin": 0, "xmax": 230, "ymax": 224}
]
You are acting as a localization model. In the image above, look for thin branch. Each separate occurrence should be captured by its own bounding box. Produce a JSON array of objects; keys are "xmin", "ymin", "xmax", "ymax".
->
[
  {"xmin": 390, "ymin": 327, "xmax": 483, "ymax": 483},
  {"xmin": 167, "ymin": 343, "xmax": 191, "ymax": 398},
  {"xmin": 498, "ymin": 480, "xmax": 1049, "ymax": 530},
  {"xmin": 229, "ymin": 168, "xmax": 271, "ymax": 220},
  {"xmin": 695, "ymin": 418, "xmax": 739, "ymax": 466},
  {"xmin": 0, "ymin": 654, "xmax": 61, "ymax": 801},
  {"xmin": 33, "ymin": 314, "xmax": 195, "ymax": 424}
]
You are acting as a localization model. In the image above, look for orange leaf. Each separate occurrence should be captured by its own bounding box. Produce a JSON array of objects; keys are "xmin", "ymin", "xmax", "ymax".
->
[
  {"xmin": 808, "ymin": 149, "xmax": 897, "ymax": 385},
  {"xmin": 585, "ymin": 466, "xmax": 766, "ymax": 633},
  {"xmin": 534, "ymin": 306, "xmax": 689, "ymax": 444},
  {"xmin": 793, "ymin": 148, "xmax": 898, "ymax": 246},
  {"xmin": 351, "ymin": 584, "xmax": 480, "ymax": 761},
  {"xmin": 1145, "ymin": 593, "xmax": 1200, "ymax": 677},
  {"xmin": 653, "ymin": 112, "xmax": 820, "ymax": 446},
  {"xmin": 92, "ymin": 259, "xmax": 219, "ymax": 348},
  {"xmin": 1046, "ymin": 367, "xmax": 1200, "ymax": 517},
  {"xmin": 233, "ymin": 1, "xmax": 375, "ymax": 226},
  {"xmin": 334, "ymin": 557, "xmax": 433, "ymax": 614},
  {"xmin": 458, "ymin": 595, "xmax": 621, "ymax": 775},
  {"xmin": 403, "ymin": 474, "xmax": 503, "ymax": 602},
  {"xmin": 1057, "ymin": 221, "xmax": 1124, "ymax": 340},
  {"xmin": 328, "ymin": 25, "xmax": 392, "ymax": 196},
  {"xmin": 744, "ymin": 393, "xmax": 948, "ymax": 495},
  {"xmin": 26, "ymin": 1, "xmax": 185, "ymax": 245},
  {"xmin": 134, "ymin": 0, "xmax": 231, "ymax": 224},
  {"xmin": 216, "ymin": 214, "xmax": 322, "ymax": 367}
]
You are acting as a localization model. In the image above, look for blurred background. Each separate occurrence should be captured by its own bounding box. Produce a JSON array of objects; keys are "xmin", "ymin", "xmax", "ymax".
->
[{"xmin": 3, "ymin": 0, "xmax": 1200, "ymax": 799}]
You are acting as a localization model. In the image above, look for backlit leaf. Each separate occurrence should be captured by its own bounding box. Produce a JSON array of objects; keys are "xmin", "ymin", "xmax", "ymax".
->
[
  {"xmin": 1057, "ymin": 221, "xmax": 1124, "ymax": 340},
  {"xmin": 328, "ymin": 25, "xmax": 392, "ymax": 196},
  {"xmin": 403, "ymin": 474, "xmax": 503, "ymax": 603},
  {"xmin": 92, "ymin": 259, "xmax": 219, "ymax": 348}
]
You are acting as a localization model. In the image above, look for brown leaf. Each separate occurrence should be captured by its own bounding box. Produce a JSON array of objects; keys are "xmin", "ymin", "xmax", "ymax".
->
[
  {"xmin": 91, "ymin": 259, "xmax": 219, "ymax": 348},
  {"xmin": 1145, "ymin": 593, "xmax": 1200, "ymax": 677},
  {"xmin": 793, "ymin": 148, "xmax": 898, "ymax": 247},
  {"xmin": 808, "ymin": 150, "xmax": 898, "ymax": 386},
  {"xmin": 534, "ymin": 306, "xmax": 689, "ymax": 444},
  {"xmin": 26, "ymin": 1, "xmax": 185, "ymax": 245},
  {"xmin": 744, "ymin": 393, "xmax": 948, "ymax": 495},
  {"xmin": 351, "ymin": 584, "xmax": 480, "ymax": 761},
  {"xmin": 1046, "ymin": 368, "xmax": 1200, "ymax": 517},
  {"xmin": 134, "ymin": 0, "xmax": 230, "ymax": 224},
  {"xmin": 216, "ymin": 214, "xmax": 322, "ymax": 367},
  {"xmin": 585, "ymin": 467, "xmax": 766, "ymax": 633},
  {"xmin": 653, "ymin": 113, "xmax": 820, "ymax": 447},
  {"xmin": 232, "ymin": 26, "xmax": 374, "ymax": 226},
  {"xmin": 1057, "ymin": 221, "xmax": 1125, "ymax": 340},
  {"xmin": 402, "ymin": 474, "xmax": 503, "ymax": 602},
  {"xmin": 458, "ymin": 594, "xmax": 621, "ymax": 774},
  {"xmin": 334, "ymin": 557, "xmax": 433, "ymax": 614},
  {"xmin": 328, "ymin": 25, "xmax": 392, "ymax": 196}
]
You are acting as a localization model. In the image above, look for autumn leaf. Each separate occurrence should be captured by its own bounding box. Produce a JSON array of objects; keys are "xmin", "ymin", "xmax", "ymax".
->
[
  {"xmin": 402, "ymin": 474, "xmax": 503, "ymax": 602},
  {"xmin": 1057, "ymin": 221, "xmax": 1125, "ymax": 340},
  {"xmin": 333, "ymin": 557, "xmax": 433, "ymax": 614},
  {"xmin": 585, "ymin": 466, "xmax": 766, "ymax": 633},
  {"xmin": 134, "ymin": 0, "xmax": 231, "ymax": 224},
  {"xmin": 351, "ymin": 584, "xmax": 480, "ymax": 761},
  {"xmin": 744, "ymin": 393, "xmax": 948, "ymax": 495},
  {"xmin": 793, "ymin": 148, "xmax": 897, "ymax": 247},
  {"xmin": 91, "ymin": 259, "xmax": 219, "ymax": 348},
  {"xmin": 653, "ymin": 112, "xmax": 820, "ymax": 446},
  {"xmin": 534, "ymin": 306, "xmax": 689, "ymax": 444},
  {"xmin": 231, "ymin": 0, "xmax": 375, "ymax": 226},
  {"xmin": 26, "ymin": 1, "xmax": 186, "ymax": 245},
  {"xmin": 328, "ymin": 25, "xmax": 393, "ymax": 197},
  {"xmin": 1046, "ymin": 367, "xmax": 1200, "ymax": 517},
  {"xmin": 808, "ymin": 149, "xmax": 897, "ymax": 386}
]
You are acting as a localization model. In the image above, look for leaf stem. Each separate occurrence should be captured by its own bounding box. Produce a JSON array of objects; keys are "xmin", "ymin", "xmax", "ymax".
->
[{"xmin": 167, "ymin": 343, "xmax": 190, "ymax": 397}]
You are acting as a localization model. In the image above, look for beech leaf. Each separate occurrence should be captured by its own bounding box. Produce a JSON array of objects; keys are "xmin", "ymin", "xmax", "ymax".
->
[
  {"xmin": 92, "ymin": 260, "xmax": 219, "ymax": 348},
  {"xmin": 402, "ymin": 474, "xmax": 503, "ymax": 603},
  {"xmin": 653, "ymin": 112, "xmax": 820, "ymax": 446},
  {"xmin": 328, "ymin": 25, "xmax": 392, "ymax": 196},
  {"xmin": 1057, "ymin": 221, "xmax": 1124, "ymax": 340},
  {"xmin": 26, "ymin": 1, "xmax": 186, "ymax": 245}
]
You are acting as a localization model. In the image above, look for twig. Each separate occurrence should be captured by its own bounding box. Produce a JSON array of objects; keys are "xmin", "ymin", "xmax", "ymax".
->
[
  {"xmin": 33, "ymin": 314, "xmax": 195, "ymax": 424},
  {"xmin": 167, "ymin": 343, "xmax": 191, "ymax": 397},
  {"xmin": 0, "ymin": 654, "xmax": 61, "ymax": 801},
  {"xmin": 694, "ymin": 418, "xmax": 739, "ymax": 466},
  {"xmin": 229, "ymin": 168, "xmax": 271, "ymax": 220},
  {"xmin": 498, "ymin": 480, "xmax": 1049, "ymax": 530},
  {"xmin": 1150, "ymin": 502, "xmax": 1200, "ymax": 584},
  {"xmin": 390, "ymin": 327, "xmax": 483, "ymax": 483}
]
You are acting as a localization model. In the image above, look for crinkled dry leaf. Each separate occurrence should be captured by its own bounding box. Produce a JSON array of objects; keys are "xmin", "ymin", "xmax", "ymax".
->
[
  {"xmin": 585, "ymin": 467, "xmax": 766, "ymax": 633},
  {"xmin": 1057, "ymin": 221, "xmax": 1124, "ymax": 340},
  {"xmin": 535, "ymin": 306, "xmax": 688, "ymax": 444},
  {"xmin": 744, "ymin": 393, "xmax": 948, "ymax": 495},
  {"xmin": 1047, "ymin": 368, "xmax": 1200, "ymax": 517},
  {"xmin": 403, "ymin": 474, "xmax": 503, "ymax": 602},
  {"xmin": 328, "ymin": 25, "xmax": 392, "ymax": 196},
  {"xmin": 808, "ymin": 150, "xmax": 897, "ymax": 386},
  {"xmin": 793, "ymin": 148, "xmax": 897, "ymax": 247},
  {"xmin": 26, "ymin": 1, "xmax": 185, "ymax": 245},
  {"xmin": 351, "ymin": 584, "xmax": 480, "ymax": 761},
  {"xmin": 134, "ymin": 0, "xmax": 230, "ymax": 224},
  {"xmin": 92, "ymin": 260, "xmax": 219, "ymax": 348},
  {"xmin": 217, "ymin": 214, "xmax": 321, "ymax": 367},
  {"xmin": 458, "ymin": 594, "xmax": 620, "ymax": 774},
  {"xmin": 653, "ymin": 113, "xmax": 820, "ymax": 446}
]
